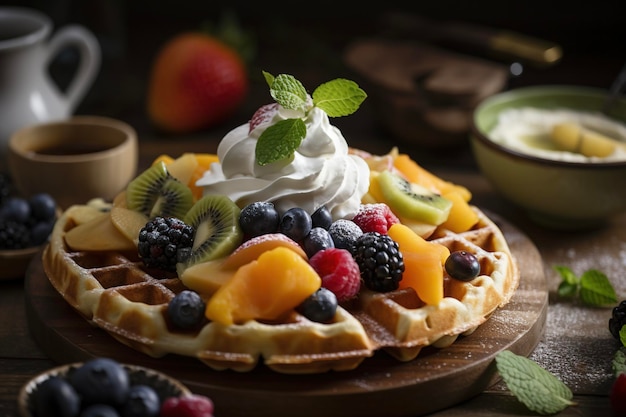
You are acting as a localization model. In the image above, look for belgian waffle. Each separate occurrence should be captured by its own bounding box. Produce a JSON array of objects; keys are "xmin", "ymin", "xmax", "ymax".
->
[{"xmin": 42, "ymin": 202, "xmax": 518, "ymax": 374}]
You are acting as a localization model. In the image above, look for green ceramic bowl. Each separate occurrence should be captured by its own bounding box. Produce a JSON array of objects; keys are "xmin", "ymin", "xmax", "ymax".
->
[{"xmin": 470, "ymin": 85, "xmax": 626, "ymax": 230}]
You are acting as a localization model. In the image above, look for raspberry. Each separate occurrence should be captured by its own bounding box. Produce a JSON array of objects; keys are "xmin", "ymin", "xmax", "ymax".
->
[
  {"xmin": 610, "ymin": 300, "xmax": 626, "ymax": 340},
  {"xmin": 160, "ymin": 394, "xmax": 214, "ymax": 417},
  {"xmin": 351, "ymin": 203, "xmax": 399, "ymax": 234},
  {"xmin": 137, "ymin": 217, "xmax": 195, "ymax": 271},
  {"xmin": 309, "ymin": 248, "xmax": 361, "ymax": 302},
  {"xmin": 611, "ymin": 373, "xmax": 626, "ymax": 416},
  {"xmin": 352, "ymin": 232, "xmax": 404, "ymax": 292}
]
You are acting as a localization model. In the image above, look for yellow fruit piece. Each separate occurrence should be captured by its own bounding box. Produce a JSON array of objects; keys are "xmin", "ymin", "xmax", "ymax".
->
[
  {"xmin": 64, "ymin": 212, "xmax": 136, "ymax": 252},
  {"xmin": 388, "ymin": 223, "xmax": 449, "ymax": 305},
  {"xmin": 439, "ymin": 190, "xmax": 479, "ymax": 233},
  {"xmin": 393, "ymin": 153, "xmax": 471, "ymax": 202},
  {"xmin": 180, "ymin": 259, "xmax": 233, "ymax": 297},
  {"xmin": 205, "ymin": 247, "xmax": 321, "ymax": 325},
  {"xmin": 366, "ymin": 171, "xmax": 385, "ymax": 203},
  {"xmin": 166, "ymin": 153, "xmax": 199, "ymax": 185}
]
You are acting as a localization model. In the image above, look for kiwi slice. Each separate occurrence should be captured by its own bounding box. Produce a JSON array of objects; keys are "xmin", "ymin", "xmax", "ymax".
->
[
  {"xmin": 378, "ymin": 170, "xmax": 452, "ymax": 225},
  {"xmin": 126, "ymin": 161, "xmax": 194, "ymax": 219},
  {"xmin": 179, "ymin": 194, "xmax": 243, "ymax": 270}
]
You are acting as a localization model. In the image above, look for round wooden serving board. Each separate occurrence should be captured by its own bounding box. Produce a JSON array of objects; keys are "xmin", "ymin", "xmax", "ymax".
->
[{"xmin": 24, "ymin": 214, "xmax": 547, "ymax": 417}]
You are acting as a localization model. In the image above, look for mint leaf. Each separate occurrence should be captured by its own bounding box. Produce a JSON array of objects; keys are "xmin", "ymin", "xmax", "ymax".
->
[
  {"xmin": 312, "ymin": 78, "xmax": 367, "ymax": 117},
  {"xmin": 495, "ymin": 350, "xmax": 574, "ymax": 415},
  {"xmin": 269, "ymin": 74, "xmax": 307, "ymax": 111},
  {"xmin": 262, "ymin": 70, "xmax": 275, "ymax": 87},
  {"xmin": 579, "ymin": 269, "xmax": 618, "ymax": 306},
  {"xmin": 256, "ymin": 118, "xmax": 306, "ymax": 166},
  {"xmin": 621, "ymin": 327, "xmax": 626, "ymax": 348},
  {"xmin": 554, "ymin": 265, "xmax": 578, "ymax": 286},
  {"xmin": 614, "ymin": 347, "xmax": 626, "ymax": 376}
]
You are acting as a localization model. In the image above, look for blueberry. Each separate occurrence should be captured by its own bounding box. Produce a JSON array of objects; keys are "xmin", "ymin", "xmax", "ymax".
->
[
  {"xmin": 302, "ymin": 227, "xmax": 334, "ymax": 258},
  {"xmin": 69, "ymin": 358, "xmax": 130, "ymax": 406},
  {"xmin": 0, "ymin": 197, "xmax": 30, "ymax": 223},
  {"xmin": 445, "ymin": 251, "xmax": 481, "ymax": 282},
  {"xmin": 120, "ymin": 385, "xmax": 160, "ymax": 417},
  {"xmin": 279, "ymin": 207, "xmax": 312, "ymax": 241},
  {"xmin": 33, "ymin": 376, "xmax": 81, "ymax": 417},
  {"xmin": 31, "ymin": 220, "xmax": 54, "ymax": 245},
  {"xmin": 328, "ymin": 219, "xmax": 362, "ymax": 250},
  {"xmin": 297, "ymin": 288, "xmax": 337, "ymax": 323},
  {"xmin": 80, "ymin": 404, "xmax": 121, "ymax": 417},
  {"xmin": 311, "ymin": 206, "xmax": 332, "ymax": 230},
  {"xmin": 167, "ymin": 290, "xmax": 206, "ymax": 329},
  {"xmin": 29, "ymin": 193, "xmax": 57, "ymax": 221},
  {"xmin": 239, "ymin": 201, "xmax": 280, "ymax": 237}
]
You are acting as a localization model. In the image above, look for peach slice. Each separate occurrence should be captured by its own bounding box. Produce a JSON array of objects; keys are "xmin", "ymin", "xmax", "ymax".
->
[
  {"xmin": 388, "ymin": 223, "xmax": 449, "ymax": 305},
  {"xmin": 439, "ymin": 190, "xmax": 479, "ymax": 233},
  {"xmin": 222, "ymin": 233, "xmax": 307, "ymax": 270},
  {"xmin": 205, "ymin": 246, "xmax": 321, "ymax": 325}
]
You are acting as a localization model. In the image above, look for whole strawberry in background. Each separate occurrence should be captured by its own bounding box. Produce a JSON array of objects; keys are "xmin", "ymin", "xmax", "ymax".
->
[{"xmin": 147, "ymin": 13, "xmax": 252, "ymax": 134}]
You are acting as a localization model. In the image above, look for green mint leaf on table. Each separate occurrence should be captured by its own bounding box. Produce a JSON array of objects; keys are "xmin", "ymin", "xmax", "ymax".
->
[
  {"xmin": 255, "ymin": 71, "xmax": 366, "ymax": 166},
  {"xmin": 579, "ymin": 269, "xmax": 618, "ymax": 306},
  {"xmin": 554, "ymin": 265, "xmax": 617, "ymax": 306},
  {"xmin": 495, "ymin": 350, "xmax": 574, "ymax": 415},
  {"xmin": 256, "ymin": 119, "xmax": 306, "ymax": 166},
  {"xmin": 614, "ymin": 347, "xmax": 626, "ymax": 376},
  {"xmin": 621, "ymin": 327, "xmax": 626, "ymax": 349},
  {"xmin": 312, "ymin": 78, "xmax": 367, "ymax": 117}
]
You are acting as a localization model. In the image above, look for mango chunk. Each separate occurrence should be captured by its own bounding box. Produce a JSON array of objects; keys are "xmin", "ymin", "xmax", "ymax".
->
[
  {"xmin": 388, "ymin": 223, "xmax": 449, "ymax": 305},
  {"xmin": 205, "ymin": 247, "xmax": 321, "ymax": 325},
  {"xmin": 439, "ymin": 190, "xmax": 479, "ymax": 233},
  {"xmin": 551, "ymin": 123, "xmax": 626, "ymax": 157}
]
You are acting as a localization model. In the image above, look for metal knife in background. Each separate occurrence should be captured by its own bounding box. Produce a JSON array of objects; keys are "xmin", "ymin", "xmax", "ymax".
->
[{"xmin": 381, "ymin": 12, "xmax": 563, "ymax": 68}]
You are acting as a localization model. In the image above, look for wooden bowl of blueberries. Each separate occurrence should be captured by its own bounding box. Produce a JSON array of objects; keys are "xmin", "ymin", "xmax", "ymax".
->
[
  {"xmin": 0, "ymin": 173, "xmax": 59, "ymax": 280},
  {"xmin": 17, "ymin": 357, "xmax": 216, "ymax": 417}
]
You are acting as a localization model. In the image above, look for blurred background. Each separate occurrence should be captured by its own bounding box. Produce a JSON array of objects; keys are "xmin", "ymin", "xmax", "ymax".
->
[{"xmin": 2, "ymin": 0, "xmax": 624, "ymax": 162}]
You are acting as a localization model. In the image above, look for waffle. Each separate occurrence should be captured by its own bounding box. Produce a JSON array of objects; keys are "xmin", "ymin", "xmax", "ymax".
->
[{"xmin": 42, "ymin": 201, "xmax": 518, "ymax": 374}]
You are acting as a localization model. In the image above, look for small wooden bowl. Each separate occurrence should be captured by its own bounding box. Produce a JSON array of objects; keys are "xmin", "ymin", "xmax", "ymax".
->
[
  {"xmin": 0, "ymin": 245, "xmax": 42, "ymax": 281},
  {"xmin": 17, "ymin": 361, "xmax": 192, "ymax": 417}
]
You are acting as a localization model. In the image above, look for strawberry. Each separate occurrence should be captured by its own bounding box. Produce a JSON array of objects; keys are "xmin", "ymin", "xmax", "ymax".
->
[
  {"xmin": 249, "ymin": 103, "xmax": 279, "ymax": 133},
  {"xmin": 147, "ymin": 33, "xmax": 248, "ymax": 134}
]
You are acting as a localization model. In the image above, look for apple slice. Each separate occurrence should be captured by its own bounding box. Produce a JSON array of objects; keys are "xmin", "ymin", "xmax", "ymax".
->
[{"xmin": 64, "ymin": 212, "xmax": 135, "ymax": 252}]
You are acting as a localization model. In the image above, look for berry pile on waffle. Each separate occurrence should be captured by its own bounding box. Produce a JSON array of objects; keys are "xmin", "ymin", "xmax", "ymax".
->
[{"xmin": 42, "ymin": 73, "xmax": 519, "ymax": 374}]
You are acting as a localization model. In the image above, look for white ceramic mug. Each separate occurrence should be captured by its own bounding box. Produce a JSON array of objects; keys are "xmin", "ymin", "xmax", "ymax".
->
[{"xmin": 0, "ymin": 6, "xmax": 101, "ymax": 166}]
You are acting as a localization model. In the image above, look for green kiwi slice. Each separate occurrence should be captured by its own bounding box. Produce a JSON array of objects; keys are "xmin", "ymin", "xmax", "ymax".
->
[
  {"xmin": 378, "ymin": 170, "xmax": 452, "ymax": 225},
  {"xmin": 179, "ymin": 194, "xmax": 243, "ymax": 270},
  {"xmin": 126, "ymin": 161, "xmax": 194, "ymax": 220}
]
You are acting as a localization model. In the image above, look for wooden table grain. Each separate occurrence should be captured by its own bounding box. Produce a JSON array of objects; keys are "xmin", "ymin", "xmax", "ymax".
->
[{"xmin": 0, "ymin": 133, "xmax": 623, "ymax": 416}]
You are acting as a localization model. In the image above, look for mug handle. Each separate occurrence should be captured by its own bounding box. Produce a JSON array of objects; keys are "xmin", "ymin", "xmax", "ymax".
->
[{"xmin": 46, "ymin": 25, "xmax": 101, "ymax": 113}]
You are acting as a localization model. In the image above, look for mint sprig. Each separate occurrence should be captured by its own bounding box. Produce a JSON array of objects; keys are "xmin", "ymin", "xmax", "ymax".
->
[
  {"xmin": 255, "ymin": 71, "xmax": 367, "ymax": 166},
  {"xmin": 555, "ymin": 266, "xmax": 617, "ymax": 306},
  {"xmin": 495, "ymin": 350, "xmax": 575, "ymax": 415}
]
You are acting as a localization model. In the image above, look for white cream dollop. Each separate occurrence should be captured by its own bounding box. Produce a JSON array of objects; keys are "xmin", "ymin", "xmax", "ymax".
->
[{"xmin": 196, "ymin": 105, "xmax": 370, "ymax": 220}]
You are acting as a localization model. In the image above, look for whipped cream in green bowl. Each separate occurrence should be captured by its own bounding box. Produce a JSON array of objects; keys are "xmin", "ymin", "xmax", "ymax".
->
[{"xmin": 470, "ymin": 85, "xmax": 626, "ymax": 230}]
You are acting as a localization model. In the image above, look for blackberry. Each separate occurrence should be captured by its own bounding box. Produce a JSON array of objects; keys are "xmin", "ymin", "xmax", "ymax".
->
[
  {"xmin": 351, "ymin": 232, "xmax": 404, "ymax": 292},
  {"xmin": 609, "ymin": 300, "xmax": 626, "ymax": 340},
  {"xmin": 137, "ymin": 216, "xmax": 195, "ymax": 272},
  {"xmin": 0, "ymin": 221, "xmax": 31, "ymax": 249}
]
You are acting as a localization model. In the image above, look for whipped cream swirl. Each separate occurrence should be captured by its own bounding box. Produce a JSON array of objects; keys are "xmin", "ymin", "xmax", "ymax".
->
[{"xmin": 196, "ymin": 105, "xmax": 370, "ymax": 220}]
